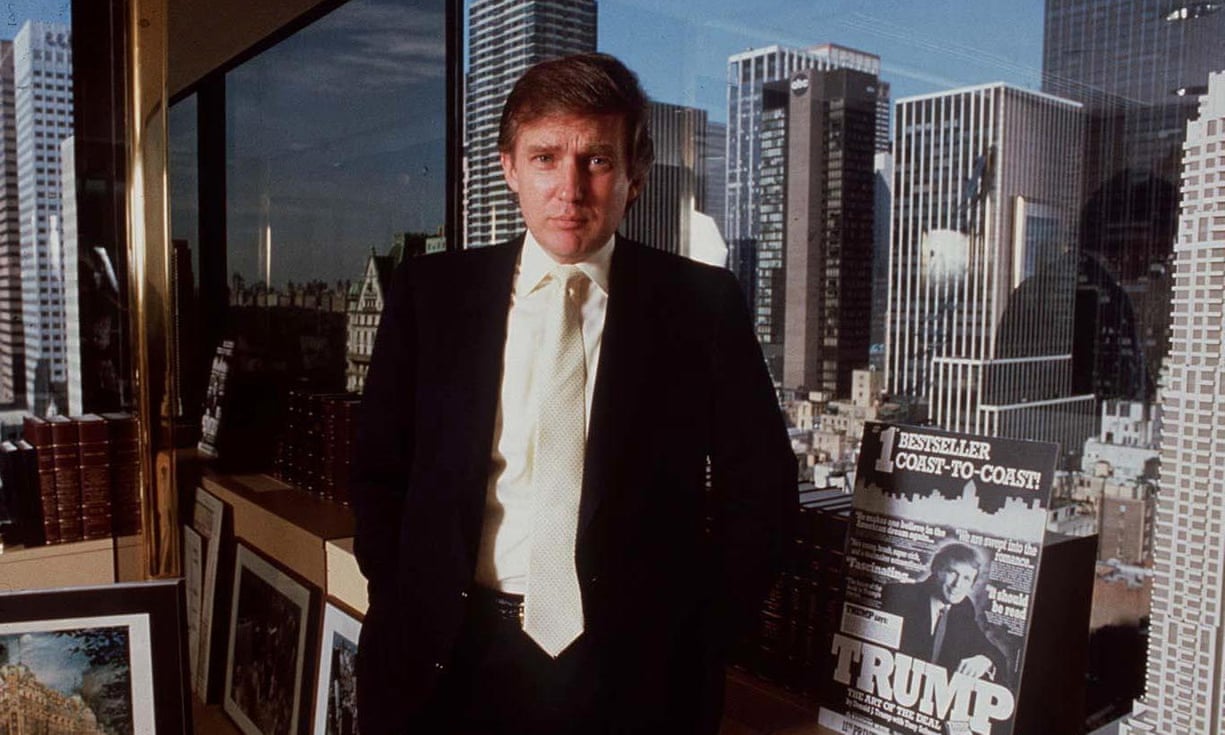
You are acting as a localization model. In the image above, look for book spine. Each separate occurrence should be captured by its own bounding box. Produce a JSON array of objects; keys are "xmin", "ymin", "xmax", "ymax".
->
[
  {"xmin": 23, "ymin": 417, "xmax": 59, "ymax": 544},
  {"xmin": 331, "ymin": 397, "xmax": 360, "ymax": 507},
  {"xmin": 49, "ymin": 418, "xmax": 82, "ymax": 542},
  {"xmin": 13, "ymin": 440, "xmax": 45, "ymax": 546},
  {"xmin": 78, "ymin": 417, "xmax": 113, "ymax": 540},
  {"xmin": 104, "ymin": 413, "xmax": 142, "ymax": 536}
]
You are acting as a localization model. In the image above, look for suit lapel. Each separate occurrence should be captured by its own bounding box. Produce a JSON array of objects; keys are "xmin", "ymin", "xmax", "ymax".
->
[
  {"xmin": 455, "ymin": 238, "xmax": 522, "ymax": 552},
  {"xmin": 580, "ymin": 237, "xmax": 655, "ymax": 536}
]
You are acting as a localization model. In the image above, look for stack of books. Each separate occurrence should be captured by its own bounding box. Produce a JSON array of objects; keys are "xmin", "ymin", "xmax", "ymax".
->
[
  {"xmin": 273, "ymin": 390, "xmax": 361, "ymax": 505},
  {"xmin": 733, "ymin": 485, "xmax": 853, "ymax": 694},
  {"xmin": 3, "ymin": 413, "xmax": 142, "ymax": 547}
]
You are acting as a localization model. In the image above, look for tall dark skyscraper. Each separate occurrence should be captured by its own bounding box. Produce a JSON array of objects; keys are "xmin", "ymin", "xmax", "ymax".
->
[
  {"xmin": 763, "ymin": 68, "xmax": 878, "ymax": 397},
  {"xmin": 620, "ymin": 101, "xmax": 707, "ymax": 257},
  {"xmin": 1042, "ymin": 0, "xmax": 1225, "ymax": 401},
  {"xmin": 727, "ymin": 44, "xmax": 885, "ymax": 378},
  {"xmin": 464, "ymin": 0, "xmax": 597, "ymax": 249}
]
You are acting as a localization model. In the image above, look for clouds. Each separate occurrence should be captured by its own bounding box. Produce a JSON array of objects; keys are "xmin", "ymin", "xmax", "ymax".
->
[
  {"xmin": 2, "ymin": 632, "xmax": 88, "ymax": 694},
  {"xmin": 262, "ymin": 0, "xmax": 446, "ymax": 96}
]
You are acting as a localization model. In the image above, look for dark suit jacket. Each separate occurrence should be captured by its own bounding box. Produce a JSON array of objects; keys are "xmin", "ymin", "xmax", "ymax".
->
[
  {"xmin": 351, "ymin": 235, "xmax": 796, "ymax": 734},
  {"xmin": 882, "ymin": 581, "xmax": 1008, "ymax": 680}
]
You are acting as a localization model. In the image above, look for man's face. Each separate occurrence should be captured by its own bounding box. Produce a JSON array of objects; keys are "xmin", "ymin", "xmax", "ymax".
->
[
  {"xmin": 933, "ymin": 561, "xmax": 978, "ymax": 605},
  {"xmin": 501, "ymin": 113, "xmax": 640, "ymax": 264}
]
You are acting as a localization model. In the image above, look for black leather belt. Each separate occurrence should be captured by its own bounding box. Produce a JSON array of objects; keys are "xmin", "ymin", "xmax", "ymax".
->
[{"xmin": 469, "ymin": 586, "xmax": 525, "ymax": 626}]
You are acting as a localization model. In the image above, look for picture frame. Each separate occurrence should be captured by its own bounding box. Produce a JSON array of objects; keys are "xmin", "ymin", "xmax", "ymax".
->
[
  {"xmin": 191, "ymin": 484, "xmax": 230, "ymax": 701},
  {"xmin": 224, "ymin": 542, "xmax": 317, "ymax": 735},
  {"xmin": 311, "ymin": 601, "xmax": 362, "ymax": 735},
  {"xmin": 183, "ymin": 524, "xmax": 204, "ymax": 687},
  {"xmin": 0, "ymin": 579, "xmax": 192, "ymax": 735}
]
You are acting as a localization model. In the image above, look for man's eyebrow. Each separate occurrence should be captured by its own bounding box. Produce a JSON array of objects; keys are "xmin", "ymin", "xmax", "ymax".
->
[{"xmin": 523, "ymin": 141, "xmax": 560, "ymax": 154}]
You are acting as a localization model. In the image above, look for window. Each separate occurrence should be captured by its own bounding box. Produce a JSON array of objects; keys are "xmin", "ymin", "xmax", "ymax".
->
[{"xmin": 457, "ymin": 0, "xmax": 1217, "ymax": 729}]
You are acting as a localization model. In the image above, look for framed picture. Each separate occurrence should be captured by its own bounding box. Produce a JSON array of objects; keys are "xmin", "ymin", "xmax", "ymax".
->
[
  {"xmin": 311, "ymin": 602, "xmax": 362, "ymax": 735},
  {"xmin": 224, "ymin": 542, "xmax": 316, "ymax": 735},
  {"xmin": 0, "ymin": 579, "xmax": 192, "ymax": 734},
  {"xmin": 192, "ymin": 484, "xmax": 230, "ymax": 700},
  {"xmin": 183, "ymin": 524, "xmax": 204, "ymax": 686}
]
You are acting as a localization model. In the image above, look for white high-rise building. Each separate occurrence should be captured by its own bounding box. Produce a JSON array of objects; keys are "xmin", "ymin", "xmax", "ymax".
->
[
  {"xmin": 60, "ymin": 135, "xmax": 80, "ymax": 415},
  {"xmin": 15, "ymin": 21, "xmax": 73, "ymax": 417},
  {"xmin": 885, "ymin": 83, "xmax": 1095, "ymax": 457},
  {"xmin": 1121, "ymin": 70, "xmax": 1225, "ymax": 735},
  {"xmin": 464, "ymin": 0, "xmax": 596, "ymax": 249}
]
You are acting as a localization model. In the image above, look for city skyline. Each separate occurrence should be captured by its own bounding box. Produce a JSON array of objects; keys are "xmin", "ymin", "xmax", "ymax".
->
[
  {"xmin": 0, "ymin": 1, "xmax": 1058, "ymax": 293},
  {"xmin": 192, "ymin": 0, "xmax": 1049, "ymax": 289}
]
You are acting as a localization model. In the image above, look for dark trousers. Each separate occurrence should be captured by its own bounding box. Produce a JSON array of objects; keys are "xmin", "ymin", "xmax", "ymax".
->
[{"xmin": 408, "ymin": 589, "xmax": 604, "ymax": 735}]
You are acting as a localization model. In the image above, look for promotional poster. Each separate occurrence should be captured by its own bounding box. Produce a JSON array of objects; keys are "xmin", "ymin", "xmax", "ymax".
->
[{"xmin": 818, "ymin": 422, "xmax": 1058, "ymax": 735}]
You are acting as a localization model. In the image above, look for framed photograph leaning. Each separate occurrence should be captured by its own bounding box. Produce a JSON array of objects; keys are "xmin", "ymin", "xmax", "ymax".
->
[
  {"xmin": 0, "ymin": 579, "xmax": 192, "ymax": 735},
  {"xmin": 312, "ymin": 602, "xmax": 362, "ymax": 735},
  {"xmin": 224, "ymin": 542, "xmax": 317, "ymax": 735},
  {"xmin": 191, "ymin": 484, "xmax": 230, "ymax": 701}
]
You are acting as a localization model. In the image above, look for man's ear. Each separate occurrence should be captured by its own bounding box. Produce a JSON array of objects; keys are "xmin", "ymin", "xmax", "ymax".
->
[
  {"xmin": 626, "ymin": 176, "xmax": 643, "ymax": 208},
  {"xmin": 501, "ymin": 152, "xmax": 520, "ymax": 193}
]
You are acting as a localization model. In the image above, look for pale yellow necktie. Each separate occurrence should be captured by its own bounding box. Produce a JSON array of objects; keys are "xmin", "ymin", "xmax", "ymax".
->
[{"xmin": 523, "ymin": 265, "xmax": 588, "ymax": 657}]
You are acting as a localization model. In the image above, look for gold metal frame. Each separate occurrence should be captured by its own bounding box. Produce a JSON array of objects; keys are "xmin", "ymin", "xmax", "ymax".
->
[{"xmin": 125, "ymin": 0, "xmax": 179, "ymax": 579}]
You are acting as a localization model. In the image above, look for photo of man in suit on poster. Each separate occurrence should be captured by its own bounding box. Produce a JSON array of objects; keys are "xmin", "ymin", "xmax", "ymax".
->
[
  {"xmin": 882, "ymin": 542, "xmax": 1008, "ymax": 683},
  {"xmin": 351, "ymin": 52, "xmax": 797, "ymax": 735}
]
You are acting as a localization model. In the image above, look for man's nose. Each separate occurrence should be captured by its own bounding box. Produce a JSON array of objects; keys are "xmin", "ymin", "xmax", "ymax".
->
[{"xmin": 557, "ymin": 160, "xmax": 586, "ymax": 202}]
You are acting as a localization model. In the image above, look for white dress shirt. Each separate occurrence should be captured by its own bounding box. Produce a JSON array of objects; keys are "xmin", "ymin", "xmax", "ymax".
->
[{"xmin": 474, "ymin": 232, "xmax": 613, "ymax": 593}]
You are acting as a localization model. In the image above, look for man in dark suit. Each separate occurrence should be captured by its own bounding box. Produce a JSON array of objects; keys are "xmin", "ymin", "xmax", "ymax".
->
[
  {"xmin": 351, "ymin": 53, "xmax": 796, "ymax": 734},
  {"xmin": 882, "ymin": 543, "xmax": 1007, "ymax": 682}
]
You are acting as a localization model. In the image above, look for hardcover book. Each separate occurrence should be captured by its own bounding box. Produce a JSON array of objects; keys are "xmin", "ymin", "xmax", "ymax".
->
[
  {"xmin": 46, "ymin": 415, "xmax": 82, "ymax": 542},
  {"xmin": 21, "ymin": 416, "xmax": 59, "ymax": 544},
  {"xmin": 77, "ymin": 414, "xmax": 113, "ymax": 540}
]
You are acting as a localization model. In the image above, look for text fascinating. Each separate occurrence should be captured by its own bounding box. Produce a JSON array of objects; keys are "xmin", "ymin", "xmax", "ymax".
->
[{"xmin": 831, "ymin": 634, "xmax": 1014, "ymax": 735}]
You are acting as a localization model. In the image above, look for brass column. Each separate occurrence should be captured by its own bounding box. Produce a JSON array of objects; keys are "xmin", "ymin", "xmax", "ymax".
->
[{"xmin": 125, "ymin": 0, "xmax": 179, "ymax": 579}]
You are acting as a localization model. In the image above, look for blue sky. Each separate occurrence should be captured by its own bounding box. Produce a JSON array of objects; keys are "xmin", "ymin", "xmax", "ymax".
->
[
  {"xmin": 597, "ymin": 0, "xmax": 1046, "ymax": 122},
  {"xmin": 0, "ymin": 0, "xmax": 68, "ymax": 38}
]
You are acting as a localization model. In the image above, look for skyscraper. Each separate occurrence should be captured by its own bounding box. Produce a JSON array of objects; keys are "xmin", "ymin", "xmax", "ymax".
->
[
  {"xmin": 619, "ymin": 101, "xmax": 707, "ymax": 257},
  {"xmin": 16, "ymin": 21, "xmax": 73, "ymax": 417},
  {"xmin": 60, "ymin": 135, "xmax": 80, "ymax": 415},
  {"xmin": 0, "ymin": 41, "xmax": 23, "ymax": 408},
  {"xmin": 1120, "ymin": 70, "xmax": 1225, "ymax": 735},
  {"xmin": 886, "ymin": 83, "xmax": 1094, "ymax": 457},
  {"xmin": 726, "ymin": 44, "xmax": 885, "ymax": 376},
  {"xmin": 702, "ymin": 120, "xmax": 727, "ymax": 238},
  {"xmin": 764, "ymin": 68, "xmax": 877, "ymax": 396},
  {"xmin": 464, "ymin": 0, "xmax": 597, "ymax": 249},
  {"xmin": 1043, "ymin": 0, "xmax": 1225, "ymax": 401}
]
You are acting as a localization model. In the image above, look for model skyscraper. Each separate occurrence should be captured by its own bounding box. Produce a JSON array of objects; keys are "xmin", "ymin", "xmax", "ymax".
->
[{"xmin": 1121, "ymin": 69, "xmax": 1225, "ymax": 735}]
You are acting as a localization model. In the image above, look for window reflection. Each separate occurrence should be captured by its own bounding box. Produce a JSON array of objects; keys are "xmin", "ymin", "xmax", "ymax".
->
[{"xmin": 458, "ymin": 0, "xmax": 1222, "ymax": 729}]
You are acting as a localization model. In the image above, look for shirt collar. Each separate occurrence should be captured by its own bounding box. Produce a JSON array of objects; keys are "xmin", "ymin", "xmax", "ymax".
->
[{"xmin": 516, "ymin": 231, "xmax": 615, "ymax": 297}]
